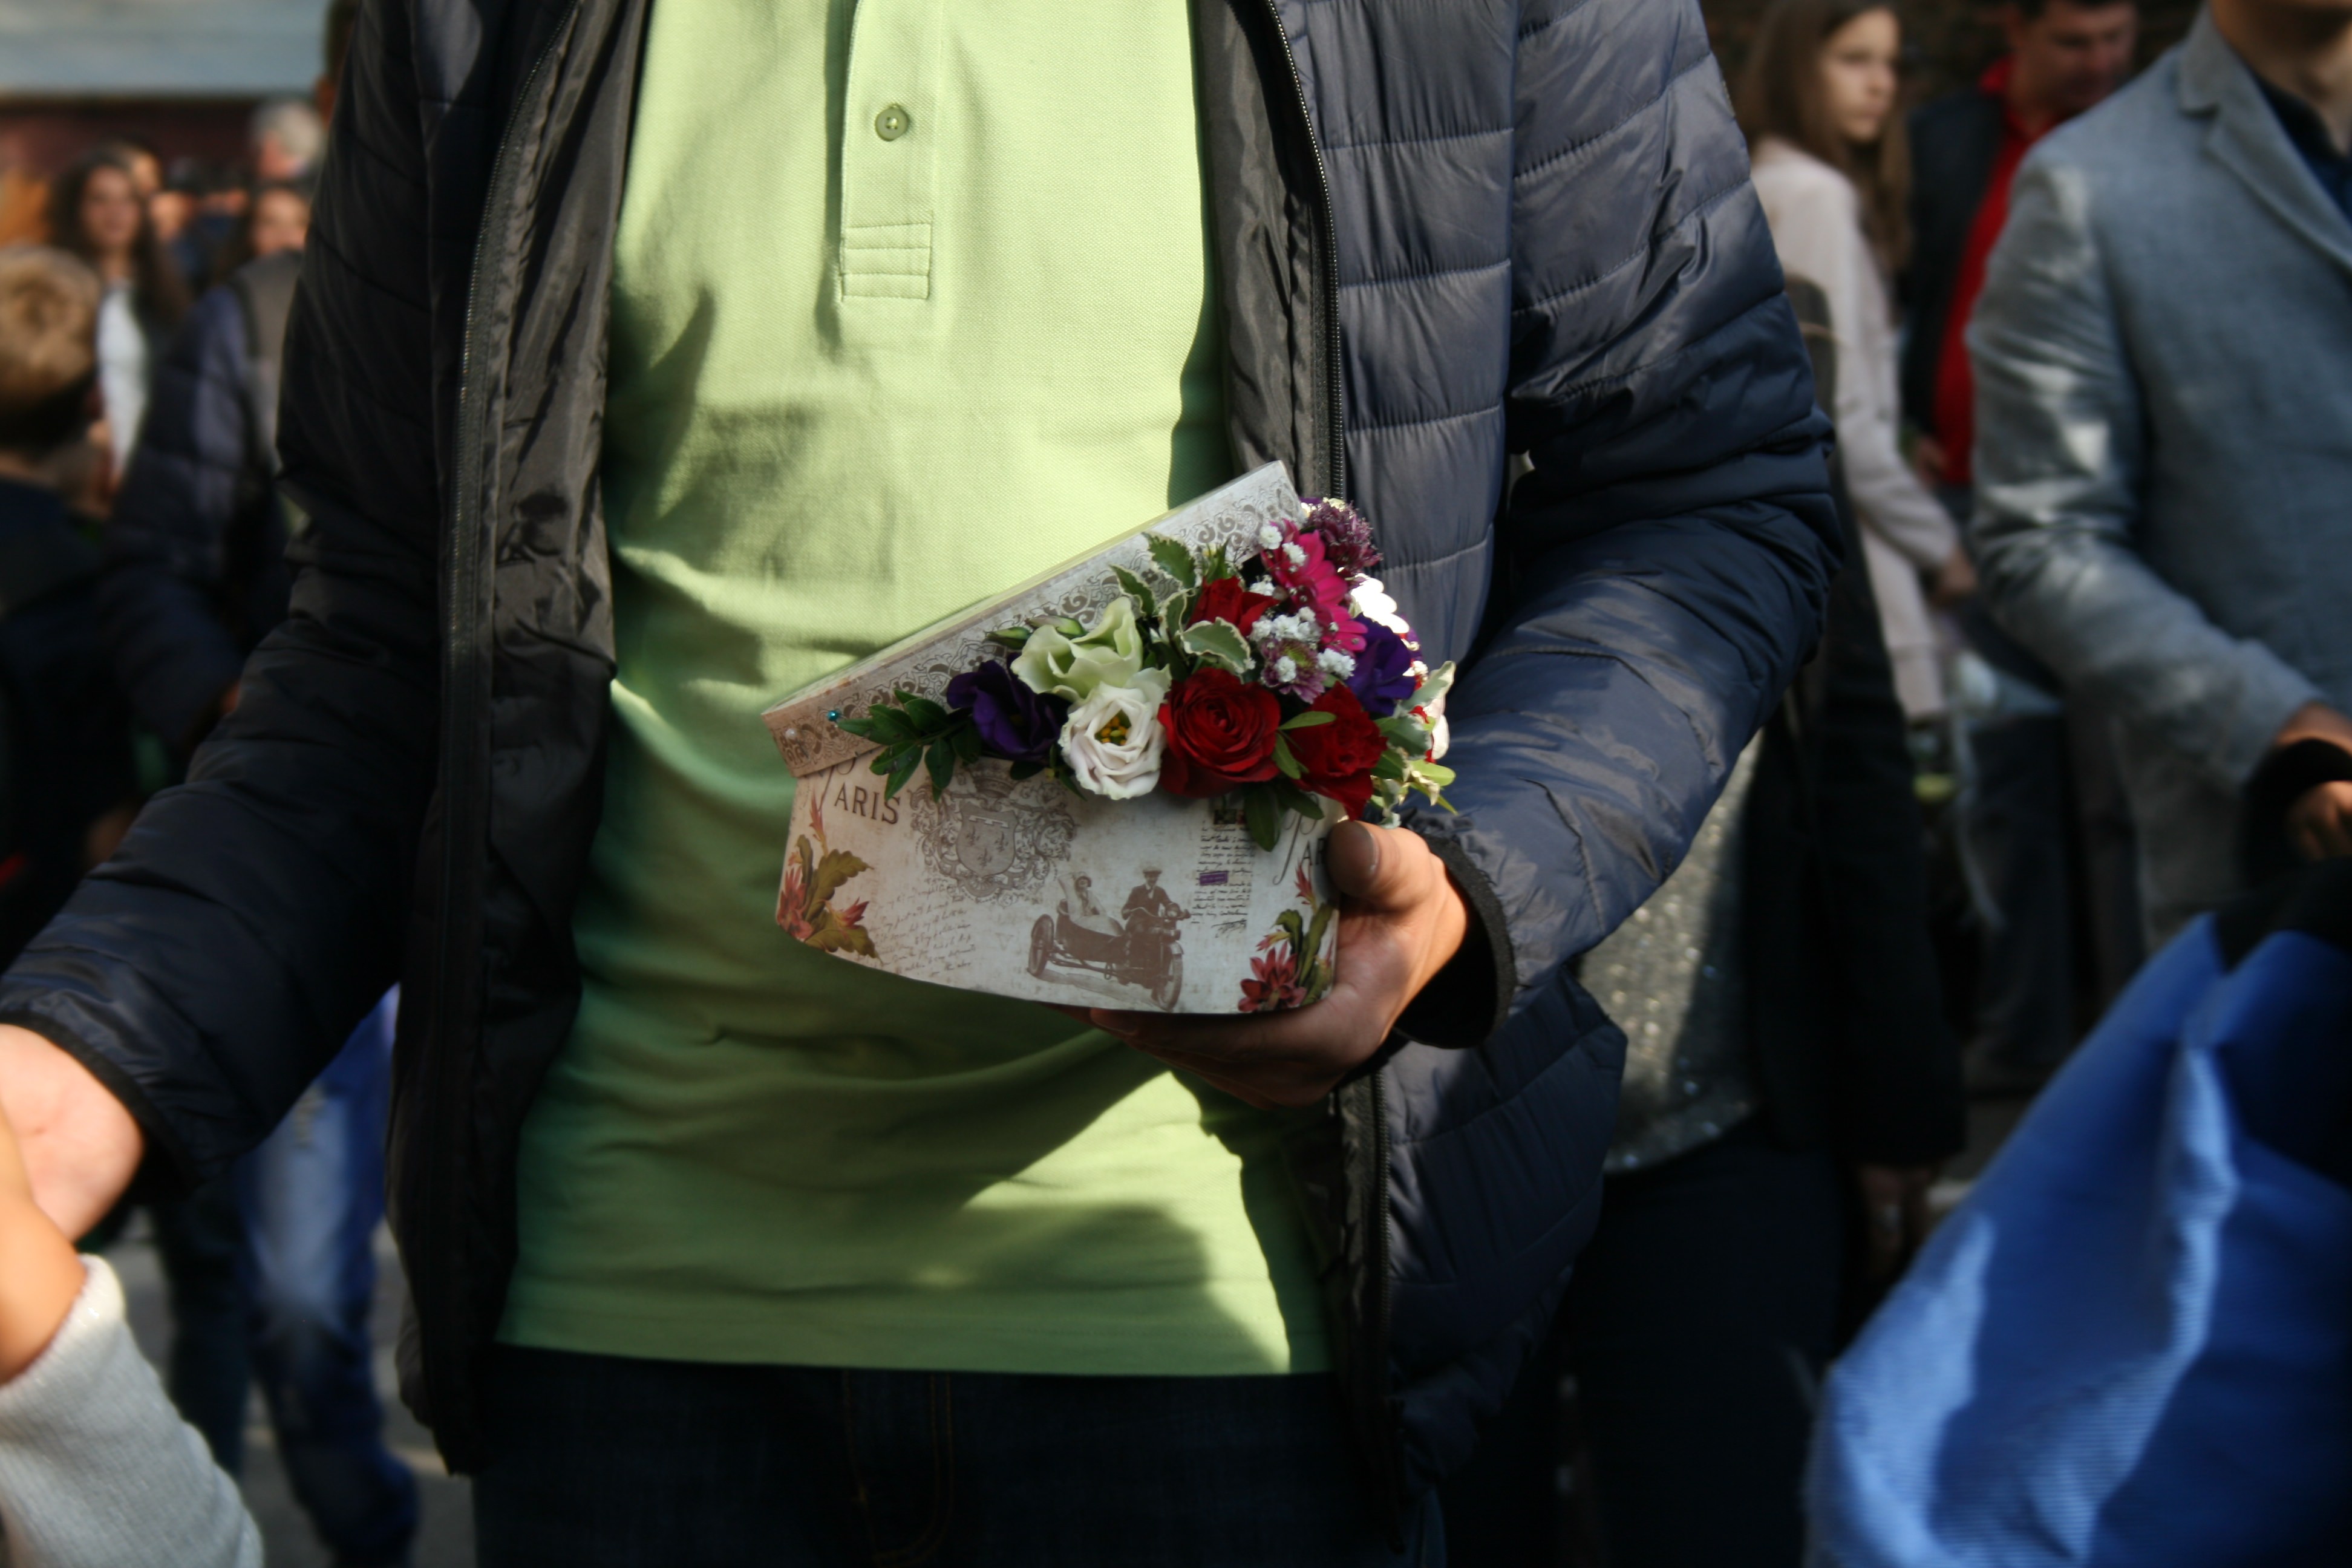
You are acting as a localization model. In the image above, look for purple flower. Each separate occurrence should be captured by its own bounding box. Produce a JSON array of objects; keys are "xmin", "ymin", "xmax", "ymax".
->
[
  {"xmin": 1345, "ymin": 619, "xmax": 1419, "ymax": 711},
  {"xmin": 947, "ymin": 660, "xmax": 1068, "ymax": 763},
  {"xmin": 1301, "ymin": 497, "xmax": 1380, "ymax": 580}
]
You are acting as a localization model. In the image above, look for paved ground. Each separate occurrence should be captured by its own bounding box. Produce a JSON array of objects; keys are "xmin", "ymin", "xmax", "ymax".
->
[{"xmin": 112, "ymin": 1215, "xmax": 477, "ymax": 1568}]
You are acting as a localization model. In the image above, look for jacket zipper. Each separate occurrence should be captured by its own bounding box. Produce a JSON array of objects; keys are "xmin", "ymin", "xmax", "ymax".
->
[
  {"xmin": 1260, "ymin": 0, "xmax": 1347, "ymax": 500},
  {"xmin": 428, "ymin": 5, "xmax": 575, "ymax": 1418}
]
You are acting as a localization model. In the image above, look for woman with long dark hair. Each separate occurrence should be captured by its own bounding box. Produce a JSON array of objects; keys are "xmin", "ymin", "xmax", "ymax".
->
[
  {"xmin": 46, "ymin": 148, "xmax": 189, "ymax": 465},
  {"xmin": 1741, "ymin": 0, "xmax": 1970, "ymax": 725}
]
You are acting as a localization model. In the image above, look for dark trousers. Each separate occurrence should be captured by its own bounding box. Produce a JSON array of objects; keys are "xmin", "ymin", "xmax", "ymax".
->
[
  {"xmin": 476, "ymin": 1348, "xmax": 1442, "ymax": 1568},
  {"xmin": 1440, "ymin": 1122, "xmax": 1845, "ymax": 1567},
  {"xmin": 146, "ymin": 1175, "xmax": 252, "ymax": 1465},
  {"xmin": 143, "ymin": 994, "xmax": 417, "ymax": 1566},
  {"xmin": 234, "ymin": 991, "xmax": 418, "ymax": 1566},
  {"xmin": 1959, "ymin": 709, "xmax": 2079, "ymax": 1069}
]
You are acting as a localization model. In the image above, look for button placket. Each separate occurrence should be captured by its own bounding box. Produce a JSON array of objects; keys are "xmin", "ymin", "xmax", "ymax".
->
[{"xmin": 838, "ymin": 0, "xmax": 941, "ymax": 302}]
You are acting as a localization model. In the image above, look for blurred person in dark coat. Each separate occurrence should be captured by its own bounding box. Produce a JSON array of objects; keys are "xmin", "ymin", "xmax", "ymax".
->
[
  {"xmin": 1906, "ymin": 0, "xmax": 2142, "ymax": 1096},
  {"xmin": 0, "ymin": 247, "xmax": 136, "ymax": 968},
  {"xmin": 88, "ymin": 8, "xmax": 417, "ymax": 1564}
]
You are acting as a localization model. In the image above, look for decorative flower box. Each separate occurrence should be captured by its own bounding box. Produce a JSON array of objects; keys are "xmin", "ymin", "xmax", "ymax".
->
[{"xmin": 760, "ymin": 463, "xmax": 1449, "ymax": 1014}]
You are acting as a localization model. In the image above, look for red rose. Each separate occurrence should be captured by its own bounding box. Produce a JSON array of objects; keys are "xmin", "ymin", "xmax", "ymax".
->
[
  {"xmin": 1159, "ymin": 668, "xmax": 1282, "ymax": 797},
  {"xmin": 1189, "ymin": 576, "xmax": 1280, "ymax": 637},
  {"xmin": 1287, "ymin": 684, "xmax": 1387, "ymax": 817}
]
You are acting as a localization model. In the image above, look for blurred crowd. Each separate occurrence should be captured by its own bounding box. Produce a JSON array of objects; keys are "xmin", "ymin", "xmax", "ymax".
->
[{"xmin": 0, "ymin": 0, "xmax": 2346, "ymax": 1564}]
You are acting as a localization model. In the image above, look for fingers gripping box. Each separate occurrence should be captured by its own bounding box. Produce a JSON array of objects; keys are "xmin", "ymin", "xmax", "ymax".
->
[{"xmin": 760, "ymin": 465, "xmax": 1340, "ymax": 1014}]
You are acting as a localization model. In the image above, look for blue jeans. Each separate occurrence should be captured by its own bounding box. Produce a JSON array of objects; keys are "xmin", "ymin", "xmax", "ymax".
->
[
  {"xmin": 234, "ymin": 990, "xmax": 419, "ymax": 1566},
  {"xmin": 475, "ymin": 1347, "xmax": 1444, "ymax": 1567}
]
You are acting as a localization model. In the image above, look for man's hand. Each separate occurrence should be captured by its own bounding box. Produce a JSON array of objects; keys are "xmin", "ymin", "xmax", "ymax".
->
[
  {"xmin": 1912, "ymin": 434, "xmax": 1948, "ymax": 490},
  {"xmin": 0, "ymin": 1025, "xmax": 143, "ymax": 1241},
  {"xmin": 0, "ymin": 1093, "xmax": 87, "ymax": 1382},
  {"xmin": 2273, "ymin": 702, "xmax": 2352, "ymax": 861},
  {"xmin": 1856, "ymin": 1162, "xmax": 1939, "ymax": 1282},
  {"xmin": 1082, "ymin": 822, "xmax": 1469, "ymax": 1109},
  {"xmin": 1927, "ymin": 546, "xmax": 1978, "ymax": 609}
]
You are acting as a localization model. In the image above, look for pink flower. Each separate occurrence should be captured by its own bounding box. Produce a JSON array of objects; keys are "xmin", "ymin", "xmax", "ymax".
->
[
  {"xmin": 1257, "ymin": 521, "xmax": 1362, "ymax": 653},
  {"xmin": 1240, "ymin": 947, "xmax": 1308, "ymax": 1013}
]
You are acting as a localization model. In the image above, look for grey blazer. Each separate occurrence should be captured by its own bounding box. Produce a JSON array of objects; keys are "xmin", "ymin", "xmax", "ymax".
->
[{"xmin": 1970, "ymin": 8, "xmax": 2352, "ymax": 943}]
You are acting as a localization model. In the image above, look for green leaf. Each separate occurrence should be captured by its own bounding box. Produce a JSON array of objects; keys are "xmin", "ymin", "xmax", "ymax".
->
[
  {"xmin": 806, "ymin": 910, "xmax": 878, "ymax": 958},
  {"xmin": 1242, "ymin": 785, "xmax": 1283, "ymax": 851},
  {"xmin": 1146, "ymin": 534, "xmax": 1198, "ymax": 591},
  {"xmin": 1111, "ymin": 565, "xmax": 1158, "ymax": 622},
  {"xmin": 1376, "ymin": 713, "xmax": 1431, "ymax": 750},
  {"xmin": 899, "ymin": 695, "xmax": 951, "ymax": 734},
  {"xmin": 950, "ymin": 722, "xmax": 984, "ymax": 765},
  {"xmin": 1403, "ymin": 758, "xmax": 1456, "ymax": 811},
  {"xmin": 810, "ymin": 848, "xmax": 871, "ymax": 910},
  {"xmin": 1008, "ymin": 760, "xmax": 1045, "ymax": 780},
  {"xmin": 1371, "ymin": 751, "xmax": 1408, "ymax": 782},
  {"xmin": 986, "ymin": 625, "xmax": 1033, "ymax": 649},
  {"xmin": 1177, "ymin": 619, "xmax": 1253, "ymax": 676},
  {"xmin": 1055, "ymin": 618, "xmax": 1085, "ymax": 638},
  {"xmin": 924, "ymin": 740, "xmax": 955, "ymax": 798},
  {"xmin": 1200, "ymin": 544, "xmax": 1233, "ymax": 584},
  {"xmin": 1408, "ymin": 661, "xmax": 1457, "ymax": 711},
  {"xmin": 1281, "ymin": 710, "xmax": 1336, "ymax": 730},
  {"xmin": 835, "ymin": 714, "xmax": 880, "ymax": 741},
  {"xmin": 883, "ymin": 748, "xmax": 922, "ymax": 800},
  {"xmin": 1271, "ymin": 733, "xmax": 1303, "ymax": 780},
  {"xmin": 1271, "ymin": 777, "xmax": 1325, "ymax": 821},
  {"xmin": 863, "ymin": 705, "xmax": 916, "ymax": 743}
]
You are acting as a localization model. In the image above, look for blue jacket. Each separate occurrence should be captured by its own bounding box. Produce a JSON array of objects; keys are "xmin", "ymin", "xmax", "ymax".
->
[{"xmin": 0, "ymin": 0, "xmax": 1835, "ymax": 1515}]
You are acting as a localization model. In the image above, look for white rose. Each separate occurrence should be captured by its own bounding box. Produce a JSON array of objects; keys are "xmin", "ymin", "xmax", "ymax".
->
[
  {"xmin": 1013, "ymin": 595, "xmax": 1149, "ymax": 701},
  {"xmin": 1349, "ymin": 575, "xmax": 1412, "ymax": 637},
  {"xmin": 1059, "ymin": 670, "xmax": 1171, "ymax": 799}
]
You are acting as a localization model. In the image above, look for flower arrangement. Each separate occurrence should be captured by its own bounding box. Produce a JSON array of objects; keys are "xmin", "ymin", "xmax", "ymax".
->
[{"xmin": 837, "ymin": 499, "xmax": 1455, "ymax": 849}]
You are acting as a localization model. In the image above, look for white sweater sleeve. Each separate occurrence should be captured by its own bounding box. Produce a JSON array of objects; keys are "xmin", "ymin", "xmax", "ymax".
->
[
  {"xmin": 0, "ymin": 1258, "xmax": 260, "ymax": 1568},
  {"xmin": 1753, "ymin": 152, "xmax": 1958, "ymax": 570}
]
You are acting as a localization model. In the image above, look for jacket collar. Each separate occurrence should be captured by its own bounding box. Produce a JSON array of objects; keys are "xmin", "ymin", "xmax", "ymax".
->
[{"xmin": 2178, "ymin": 6, "xmax": 2352, "ymax": 277}]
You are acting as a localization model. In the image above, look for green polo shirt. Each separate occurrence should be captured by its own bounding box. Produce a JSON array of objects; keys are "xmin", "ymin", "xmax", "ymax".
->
[{"xmin": 497, "ymin": 0, "xmax": 1331, "ymax": 1377}]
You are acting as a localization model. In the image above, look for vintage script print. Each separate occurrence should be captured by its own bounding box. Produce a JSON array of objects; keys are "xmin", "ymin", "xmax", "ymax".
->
[{"xmin": 762, "ymin": 465, "xmax": 1341, "ymax": 1013}]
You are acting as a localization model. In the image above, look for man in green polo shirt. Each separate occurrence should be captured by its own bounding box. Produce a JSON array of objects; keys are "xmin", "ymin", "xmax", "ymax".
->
[
  {"xmin": 0, "ymin": 0, "xmax": 1845, "ymax": 1557},
  {"xmin": 484, "ymin": 1, "xmax": 1463, "ymax": 1560}
]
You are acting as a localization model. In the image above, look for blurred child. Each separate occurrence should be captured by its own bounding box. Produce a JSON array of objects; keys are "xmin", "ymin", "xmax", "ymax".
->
[{"xmin": 0, "ymin": 1097, "xmax": 260, "ymax": 1568}]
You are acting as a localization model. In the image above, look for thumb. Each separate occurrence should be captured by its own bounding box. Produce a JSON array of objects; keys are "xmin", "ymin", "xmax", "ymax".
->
[{"xmin": 1327, "ymin": 821, "xmax": 1423, "ymax": 910}]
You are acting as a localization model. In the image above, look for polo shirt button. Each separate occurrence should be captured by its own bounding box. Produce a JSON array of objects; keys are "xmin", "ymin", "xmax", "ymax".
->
[{"xmin": 875, "ymin": 104, "xmax": 912, "ymax": 142}]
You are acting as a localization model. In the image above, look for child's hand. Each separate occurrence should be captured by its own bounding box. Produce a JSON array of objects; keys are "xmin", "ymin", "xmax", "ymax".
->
[{"xmin": 0, "ymin": 1100, "xmax": 87, "ymax": 1382}]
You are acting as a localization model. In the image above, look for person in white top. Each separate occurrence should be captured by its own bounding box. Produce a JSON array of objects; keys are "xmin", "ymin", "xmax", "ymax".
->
[
  {"xmin": 43, "ymin": 150, "xmax": 189, "ymax": 472},
  {"xmin": 1738, "ymin": 0, "xmax": 1976, "ymax": 722},
  {"xmin": 0, "ymin": 1100, "xmax": 258, "ymax": 1568}
]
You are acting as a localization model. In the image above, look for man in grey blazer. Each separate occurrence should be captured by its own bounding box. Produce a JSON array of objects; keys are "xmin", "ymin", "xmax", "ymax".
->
[{"xmin": 1970, "ymin": 0, "xmax": 2352, "ymax": 946}]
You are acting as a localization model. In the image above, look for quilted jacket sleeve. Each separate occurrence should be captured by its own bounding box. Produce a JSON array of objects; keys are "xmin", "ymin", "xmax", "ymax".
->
[
  {"xmin": 1411, "ymin": 0, "xmax": 1839, "ymax": 1034},
  {"xmin": 0, "ymin": 0, "xmax": 443, "ymax": 1189},
  {"xmin": 98, "ymin": 286, "xmax": 256, "ymax": 751}
]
